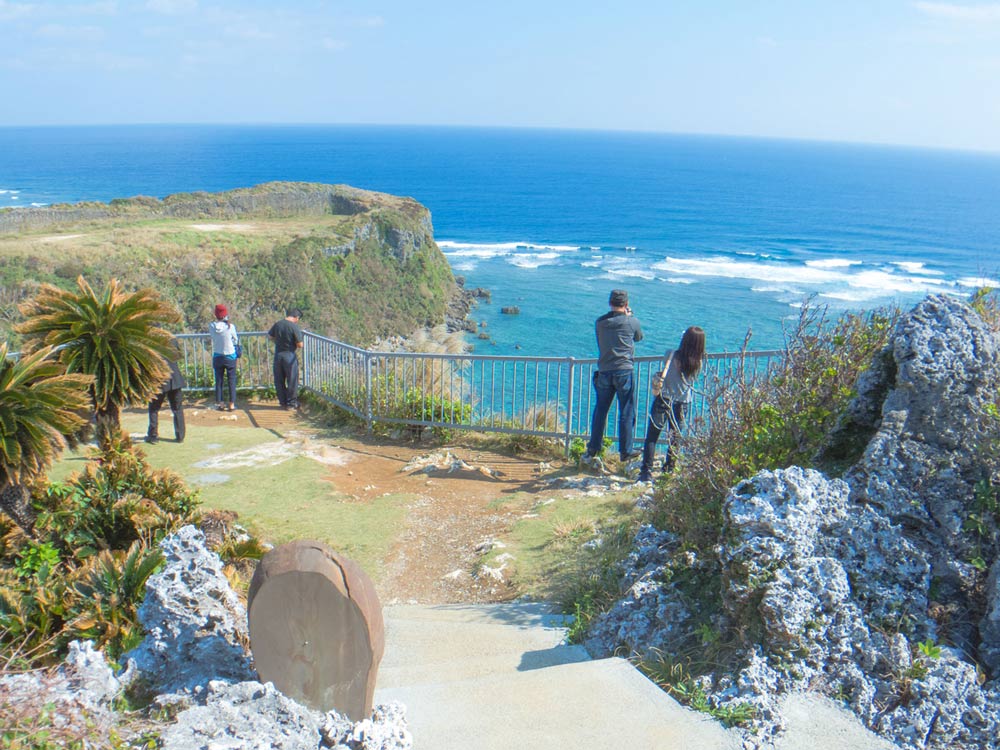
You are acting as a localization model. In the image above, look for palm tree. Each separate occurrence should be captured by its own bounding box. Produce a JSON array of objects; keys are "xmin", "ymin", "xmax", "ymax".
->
[
  {"xmin": 16, "ymin": 277, "xmax": 180, "ymax": 445},
  {"xmin": 0, "ymin": 344, "xmax": 92, "ymax": 532}
]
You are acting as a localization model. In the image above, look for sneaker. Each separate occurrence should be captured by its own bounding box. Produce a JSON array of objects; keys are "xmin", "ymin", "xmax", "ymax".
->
[
  {"xmin": 620, "ymin": 450, "xmax": 642, "ymax": 462},
  {"xmin": 580, "ymin": 453, "xmax": 597, "ymax": 466},
  {"xmin": 145, "ymin": 436, "xmax": 159, "ymax": 444},
  {"xmin": 637, "ymin": 471, "xmax": 651, "ymax": 483}
]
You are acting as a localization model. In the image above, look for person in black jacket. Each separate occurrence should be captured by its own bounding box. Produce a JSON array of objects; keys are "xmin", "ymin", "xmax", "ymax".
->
[
  {"xmin": 268, "ymin": 308, "xmax": 305, "ymax": 409},
  {"xmin": 147, "ymin": 359, "xmax": 187, "ymax": 444}
]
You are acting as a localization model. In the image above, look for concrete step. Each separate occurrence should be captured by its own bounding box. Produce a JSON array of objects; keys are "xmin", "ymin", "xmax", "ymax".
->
[
  {"xmin": 375, "ymin": 603, "xmax": 900, "ymax": 750},
  {"xmin": 384, "ymin": 602, "xmax": 572, "ymax": 628},
  {"xmin": 379, "ymin": 616, "xmax": 568, "ymax": 672},
  {"xmin": 375, "ymin": 656, "xmax": 742, "ymax": 750},
  {"xmin": 377, "ymin": 644, "xmax": 592, "ymax": 688}
]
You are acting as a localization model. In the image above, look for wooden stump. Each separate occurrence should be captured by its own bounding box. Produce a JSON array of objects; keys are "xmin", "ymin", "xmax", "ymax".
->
[{"xmin": 247, "ymin": 540, "xmax": 385, "ymax": 719}]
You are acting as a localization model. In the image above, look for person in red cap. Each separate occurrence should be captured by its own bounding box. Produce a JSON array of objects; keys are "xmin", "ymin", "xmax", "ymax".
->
[{"xmin": 209, "ymin": 303, "xmax": 239, "ymax": 411}]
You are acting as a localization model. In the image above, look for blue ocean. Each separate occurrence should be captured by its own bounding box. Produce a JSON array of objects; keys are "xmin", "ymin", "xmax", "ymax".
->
[{"xmin": 2, "ymin": 125, "xmax": 999, "ymax": 356}]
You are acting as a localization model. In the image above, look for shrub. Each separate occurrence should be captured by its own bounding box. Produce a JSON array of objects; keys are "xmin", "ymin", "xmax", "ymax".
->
[
  {"xmin": 649, "ymin": 302, "xmax": 897, "ymax": 553},
  {"xmin": 0, "ymin": 437, "xmax": 199, "ymax": 666}
]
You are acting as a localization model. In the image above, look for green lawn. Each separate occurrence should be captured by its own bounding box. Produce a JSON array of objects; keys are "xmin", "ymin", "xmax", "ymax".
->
[{"xmin": 50, "ymin": 411, "xmax": 410, "ymax": 581}]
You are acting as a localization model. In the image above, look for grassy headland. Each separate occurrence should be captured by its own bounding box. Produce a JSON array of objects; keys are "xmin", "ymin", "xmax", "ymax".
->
[{"xmin": 0, "ymin": 182, "xmax": 457, "ymax": 345}]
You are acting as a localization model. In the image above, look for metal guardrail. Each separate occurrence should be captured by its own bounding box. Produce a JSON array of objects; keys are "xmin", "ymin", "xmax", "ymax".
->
[{"xmin": 175, "ymin": 330, "xmax": 782, "ymax": 452}]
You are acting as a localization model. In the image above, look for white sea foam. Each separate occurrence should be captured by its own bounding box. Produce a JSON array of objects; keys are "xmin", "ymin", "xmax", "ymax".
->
[
  {"xmin": 30, "ymin": 202, "xmax": 47, "ymax": 207},
  {"xmin": 665, "ymin": 277, "xmax": 694, "ymax": 284},
  {"xmin": 805, "ymin": 258, "xmax": 861, "ymax": 269},
  {"xmin": 957, "ymin": 276, "xmax": 1000, "ymax": 288},
  {"xmin": 606, "ymin": 267, "xmax": 656, "ymax": 280},
  {"xmin": 892, "ymin": 261, "xmax": 943, "ymax": 275},
  {"xmin": 508, "ymin": 252, "xmax": 561, "ymax": 269},
  {"xmin": 581, "ymin": 260, "xmax": 602, "ymax": 268},
  {"xmin": 650, "ymin": 254, "xmax": 961, "ymax": 300},
  {"xmin": 751, "ymin": 286, "xmax": 791, "ymax": 293},
  {"xmin": 652, "ymin": 256, "xmax": 843, "ymax": 285},
  {"xmin": 438, "ymin": 240, "xmax": 578, "ymax": 253}
]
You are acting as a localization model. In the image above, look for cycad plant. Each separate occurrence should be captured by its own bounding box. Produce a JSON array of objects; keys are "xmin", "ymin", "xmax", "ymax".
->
[
  {"xmin": 16, "ymin": 276, "xmax": 180, "ymax": 446},
  {"xmin": 0, "ymin": 343, "xmax": 92, "ymax": 532}
]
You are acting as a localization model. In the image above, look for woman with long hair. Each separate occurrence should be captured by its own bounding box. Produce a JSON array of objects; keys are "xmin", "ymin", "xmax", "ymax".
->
[
  {"xmin": 209, "ymin": 303, "xmax": 239, "ymax": 411},
  {"xmin": 638, "ymin": 326, "xmax": 705, "ymax": 483}
]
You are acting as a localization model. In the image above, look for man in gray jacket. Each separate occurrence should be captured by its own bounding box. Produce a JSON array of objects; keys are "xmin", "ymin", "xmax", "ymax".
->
[{"xmin": 585, "ymin": 289, "xmax": 643, "ymax": 464}]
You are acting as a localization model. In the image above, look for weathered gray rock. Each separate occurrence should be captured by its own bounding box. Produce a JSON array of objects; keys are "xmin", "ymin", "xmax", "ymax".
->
[
  {"xmin": 160, "ymin": 680, "xmax": 411, "ymax": 750},
  {"xmin": 0, "ymin": 640, "xmax": 121, "ymax": 737},
  {"xmin": 124, "ymin": 525, "xmax": 255, "ymax": 695},
  {"xmin": 321, "ymin": 701, "xmax": 413, "ymax": 750},
  {"xmin": 587, "ymin": 296, "xmax": 1000, "ymax": 750},
  {"xmin": 160, "ymin": 680, "xmax": 322, "ymax": 750},
  {"xmin": 980, "ymin": 558, "xmax": 1000, "ymax": 674}
]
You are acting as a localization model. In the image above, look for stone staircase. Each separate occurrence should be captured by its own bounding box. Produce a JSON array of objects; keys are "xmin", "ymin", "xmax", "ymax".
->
[{"xmin": 374, "ymin": 602, "xmax": 900, "ymax": 750}]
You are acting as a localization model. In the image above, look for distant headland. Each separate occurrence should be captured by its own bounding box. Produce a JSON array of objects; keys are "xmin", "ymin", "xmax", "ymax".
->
[{"xmin": 0, "ymin": 182, "xmax": 459, "ymax": 345}]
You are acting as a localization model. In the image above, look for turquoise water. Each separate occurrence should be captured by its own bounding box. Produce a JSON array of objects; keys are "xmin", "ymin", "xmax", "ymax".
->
[{"xmin": 2, "ymin": 125, "xmax": 999, "ymax": 355}]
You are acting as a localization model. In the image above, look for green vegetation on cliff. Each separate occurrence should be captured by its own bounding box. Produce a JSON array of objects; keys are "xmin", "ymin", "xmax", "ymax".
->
[{"xmin": 0, "ymin": 182, "xmax": 456, "ymax": 345}]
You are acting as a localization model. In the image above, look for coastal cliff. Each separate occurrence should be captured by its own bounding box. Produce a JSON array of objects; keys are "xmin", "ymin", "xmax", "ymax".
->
[{"xmin": 0, "ymin": 182, "xmax": 457, "ymax": 345}]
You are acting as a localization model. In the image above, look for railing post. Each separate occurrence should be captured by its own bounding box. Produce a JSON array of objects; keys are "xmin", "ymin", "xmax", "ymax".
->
[
  {"xmin": 302, "ymin": 334, "xmax": 310, "ymax": 390},
  {"xmin": 564, "ymin": 357, "xmax": 575, "ymax": 456},
  {"xmin": 364, "ymin": 351, "xmax": 374, "ymax": 433}
]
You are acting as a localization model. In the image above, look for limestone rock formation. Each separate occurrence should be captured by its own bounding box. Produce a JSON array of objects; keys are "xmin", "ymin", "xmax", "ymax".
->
[
  {"xmin": 4, "ymin": 527, "xmax": 410, "ymax": 749},
  {"xmin": 124, "ymin": 525, "xmax": 255, "ymax": 695},
  {"xmin": 586, "ymin": 295, "xmax": 1000, "ymax": 750}
]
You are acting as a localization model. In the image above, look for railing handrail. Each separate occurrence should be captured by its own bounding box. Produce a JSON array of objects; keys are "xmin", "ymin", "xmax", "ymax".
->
[
  {"xmin": 298, "ymin": 329, "xmax": 783, "ymax": 363},
  {"xmin": 170, "ymin": 329, "xmax": 784, "ymax": 454}
]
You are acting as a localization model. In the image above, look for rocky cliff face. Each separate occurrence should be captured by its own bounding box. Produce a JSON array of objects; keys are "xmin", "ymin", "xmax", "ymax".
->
[{"xmin": 587, "ymin": 295, "xmax": 1000, "ymax": 750}]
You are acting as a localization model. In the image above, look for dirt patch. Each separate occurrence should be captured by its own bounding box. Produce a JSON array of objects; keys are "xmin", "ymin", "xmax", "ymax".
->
[
  {"xmin": 188, "ymin": 223, "xmax": 257, "ymax": 232},
  {"xmin": 38, "ymin": 234, "xmax": 84, "ymax": 243},
  {"xmin": 158, "ymin": 398, "xmax": 627, "ymax": 605}
]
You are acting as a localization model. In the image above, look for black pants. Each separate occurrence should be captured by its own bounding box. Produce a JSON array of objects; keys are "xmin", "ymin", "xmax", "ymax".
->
[
  {"xmin": 274, "ymin": 351, "xmax": 300, "ymax": 407},
  {"xmin": 148, "ymin": 388, "xmax": 185, "ymax": 442},
  {"xmin": 640, "ymin": 398, "xmax": 688, "ymax": 477}
]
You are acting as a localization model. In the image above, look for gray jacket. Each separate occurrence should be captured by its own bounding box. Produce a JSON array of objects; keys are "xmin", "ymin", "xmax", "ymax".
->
[
  {"xmin": 595, "ymin": 311, "xmax": 643, "ymax": 372},
  {"xmin": 657, "ymin": 353, "xmax": 695, "ymax": 404}
]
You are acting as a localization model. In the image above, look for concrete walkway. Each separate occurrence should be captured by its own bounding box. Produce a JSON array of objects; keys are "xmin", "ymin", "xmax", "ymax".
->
[{"xmin": 374, "ymin": 602, "xmax": 899, "ymax": 750}]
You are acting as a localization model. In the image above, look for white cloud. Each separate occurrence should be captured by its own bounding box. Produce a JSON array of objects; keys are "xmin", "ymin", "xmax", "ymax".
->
[
  {"xmin": 354, "ymin": 15, "xmax": 384, "ymax": 28},
  {"xmin": 35, "ymin": 23, "xmax": 105, "ymax": 41},
  {"xmin": 73, "ymin": 1, "xmax": 117, "ymax": 15},
  {"xmin": 224, "ymin": 23, "xmax": 274, "ymax": 41},
  {"xmin": 146, "ymin": 0, "xmax": 196, "ymax": 15},
  {"xmin": 915, "ymin": 2, "xmax": 1000, "ymax": 21},
  {"xmin": 756, "ymin": 36, "xmax": 777, "ymax": 48},
  {"xmin": 323, "ymin": 37, "xmax": 347, "ymax": 51},
  {"xmin": 0, "ymin": 0, "xmax": 34, "ymax": 22}
]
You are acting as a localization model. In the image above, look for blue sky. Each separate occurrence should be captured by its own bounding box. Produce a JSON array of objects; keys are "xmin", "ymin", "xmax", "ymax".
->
[{"xmin": 1, "ymin": 1, "xmax": 999, "ymax": 151}]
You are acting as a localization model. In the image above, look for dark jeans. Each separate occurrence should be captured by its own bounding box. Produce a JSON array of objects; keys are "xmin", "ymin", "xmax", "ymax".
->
[
  {"xmin": 587, "ymin": 369, "xmax": 637, "ymax": 458},
  {"xmin": 273, "ymin": 351, "xmax": 300, "ymax": 407},
  {"xmin": 213, "ymin": 354, "xmax": 237, "ymax": 405},
  {"xmin": 641, "ymin": 397, "xmax": 689, "ymax": 476},
  {"xmin": 148, "ymin": 388, "xmax": 185, "ymax": 442}
]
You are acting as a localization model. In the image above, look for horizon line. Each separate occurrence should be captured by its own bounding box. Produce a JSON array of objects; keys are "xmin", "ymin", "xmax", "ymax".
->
[{"xmin": 1, "ymin": 121, "xmax": 998, "ymax": 159}]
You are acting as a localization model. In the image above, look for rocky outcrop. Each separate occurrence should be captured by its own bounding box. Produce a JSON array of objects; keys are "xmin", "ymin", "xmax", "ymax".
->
[
  {"xmin": 3, "ymin": 527, "xmax": 412, "ymax": 748},
  {"xmin": 587, "ymin": 295, "xmax": 1000, "ymax": 750},
  {"xmin": 124, "ymin": 525, "xmax": 255, "ymax": 695}
]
